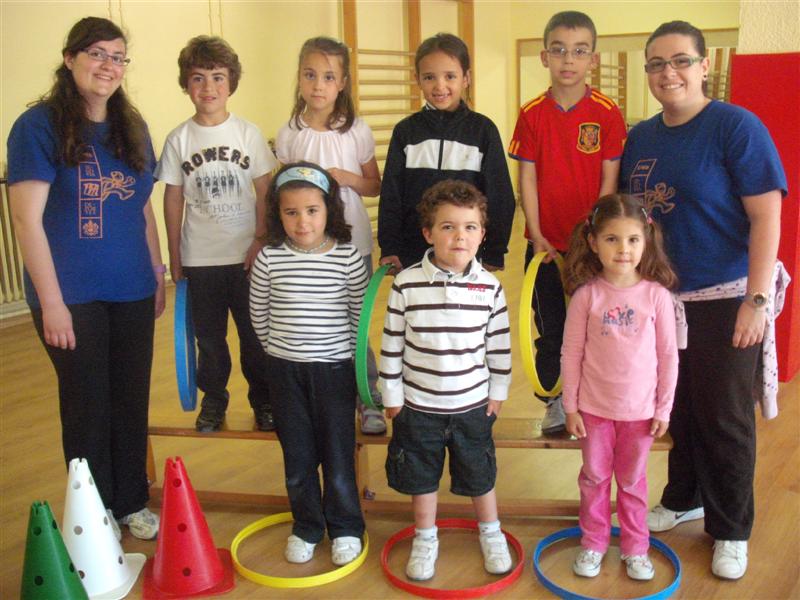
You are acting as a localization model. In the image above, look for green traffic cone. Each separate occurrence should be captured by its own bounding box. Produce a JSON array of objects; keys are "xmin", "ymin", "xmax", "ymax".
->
[{"xmin": 20, "ymin": 501, "xmax": 88, "ymax": 600}]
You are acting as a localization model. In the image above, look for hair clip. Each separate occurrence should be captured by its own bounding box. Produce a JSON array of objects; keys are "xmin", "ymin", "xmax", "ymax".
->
[
  {"xmin": 590, "ymin": 206, "xmax": 600, "ymax": 227},
  {"xmin": 641, "ymin": 206, "xmax": 653, "ymax": 225}
]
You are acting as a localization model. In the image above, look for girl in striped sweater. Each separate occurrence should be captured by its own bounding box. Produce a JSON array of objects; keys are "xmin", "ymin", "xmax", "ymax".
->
[{"xmin": 249, "ymin": 161, "xmax": 368, "ymax": 566}]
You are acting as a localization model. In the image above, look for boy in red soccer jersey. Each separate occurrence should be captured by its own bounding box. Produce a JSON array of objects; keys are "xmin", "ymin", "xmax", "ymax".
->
[{"xmin": 508, "ymin": 11, "xmax": 627, "ymax": 433}]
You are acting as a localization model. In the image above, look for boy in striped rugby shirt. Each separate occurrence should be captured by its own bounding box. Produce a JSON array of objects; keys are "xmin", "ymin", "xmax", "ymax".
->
[{"xmin": 379, "ymin": 180, "xmax": 513, "ymax": 581}]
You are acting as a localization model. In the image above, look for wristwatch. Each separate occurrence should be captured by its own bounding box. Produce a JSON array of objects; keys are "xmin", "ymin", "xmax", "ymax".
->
[{"xmin": 745, "ymin": 291, "xmax": 768, "ymax": 309}]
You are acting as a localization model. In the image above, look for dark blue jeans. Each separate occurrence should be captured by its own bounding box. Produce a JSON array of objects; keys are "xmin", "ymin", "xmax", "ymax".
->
[
  {"xmin": 183, "ymin": 264, "xmax": 269, "ymax": 412},
  {"xmin": 267, "ymin": 355, "xmax": 364, "ymax": 543},
  {"xmin": 32, "ymin": 297, "xmax": 154, "ymax": 517}
]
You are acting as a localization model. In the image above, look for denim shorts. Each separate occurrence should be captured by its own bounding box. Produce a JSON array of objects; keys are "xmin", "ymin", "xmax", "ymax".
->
[{"xmin": 385, "ymin": 405, "xmax": 497, "ymax": 497}]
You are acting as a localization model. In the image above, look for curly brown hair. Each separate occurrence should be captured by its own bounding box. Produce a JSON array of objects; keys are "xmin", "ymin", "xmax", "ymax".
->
[
  {"xmin": 265, "ymin": 161, "xmax": 351, "ymax": 246},
  {"xmin": 289, "ymin": 37, "xmax": 355, "ymax": 133},
  {"xmin": 34, "ymin": 17, "xmax": 149, "ymax": 171},
  {"xmin": 562, "ymin": 194, "xmax": 678, "ymax": 295},
  {"xmin": 178, "ymin": 35, "xmax": 242, "ymax": 94},
  {"xmin": 417, "ymin": 179, "xmax": 488, "ymax": 230}
]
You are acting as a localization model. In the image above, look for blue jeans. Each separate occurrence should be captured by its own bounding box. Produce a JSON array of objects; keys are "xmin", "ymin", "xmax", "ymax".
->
[{"xmin": 267, "ymin": 355, "xmax": 365, "ymax": 542}]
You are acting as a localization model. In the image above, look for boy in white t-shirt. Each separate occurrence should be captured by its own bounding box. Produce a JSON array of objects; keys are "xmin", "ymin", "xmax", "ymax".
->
[{"xmin": 156, "ymin": 36, "xmax": 277, "ymax": 432}]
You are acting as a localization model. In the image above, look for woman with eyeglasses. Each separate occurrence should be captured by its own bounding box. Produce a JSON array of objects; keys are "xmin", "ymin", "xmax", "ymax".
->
[
  {"xmin": 620, "ymin": 21, "xmax": 787, "ymax": 580},
  {"xmin": 7, "ymin": 17, "xmax": 163, "ymax": 540}
]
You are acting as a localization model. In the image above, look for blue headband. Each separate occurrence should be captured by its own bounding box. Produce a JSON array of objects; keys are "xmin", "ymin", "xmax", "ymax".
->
[{"xmin": 275, "ymin": 166, "xmax": 330, "ymax": 194}]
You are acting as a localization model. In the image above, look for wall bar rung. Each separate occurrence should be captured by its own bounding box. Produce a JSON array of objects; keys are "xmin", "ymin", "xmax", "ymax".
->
[
  {"xmin": 359, "ymin": 64, "xmax": 415, "ymax": 71},
  {"xmin": 360, "ymin": 94, "xmax": 419, "ymax": 101},
  {"xmin": 359, "ymin": 108, "xmax": 415, "ymax": 116},
  {"xmin": 357, "ymin": 48, "xmax": 416, "ymax": 57},
  {"xmin": 359, "ymin": 79, "xmax": 417, "ymax": 85}
]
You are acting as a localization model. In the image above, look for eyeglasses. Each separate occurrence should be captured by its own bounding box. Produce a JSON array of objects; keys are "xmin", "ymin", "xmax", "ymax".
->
[
  {"xmin": 546, "ymin": 46, "xmax": 593, "ymax": 60},
  {"xmin": 644, "ymin": 56, "xmax": 703, "ymax": 73},
  {"xmin": 81, "ymin": 48, "xmax": 131, "ymax": 67}
]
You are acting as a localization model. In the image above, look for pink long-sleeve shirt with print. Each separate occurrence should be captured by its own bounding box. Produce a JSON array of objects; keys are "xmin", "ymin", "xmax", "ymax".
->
[{"xmin": 561, "ymin": 277, "xmax": 678, "ymax": 423}]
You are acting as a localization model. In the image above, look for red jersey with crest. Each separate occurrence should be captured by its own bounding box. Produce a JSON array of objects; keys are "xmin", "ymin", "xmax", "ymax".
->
[{"xmin": 508, "ymin": 86, "xmax": 626, "ymax": 251}]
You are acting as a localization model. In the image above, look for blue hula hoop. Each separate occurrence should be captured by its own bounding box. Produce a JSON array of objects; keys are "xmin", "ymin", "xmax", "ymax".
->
[
  {"xmin": 532, "ymin": 526, "xmax": 681, "ymax": 600},
  {"xmin": 174, "ymin": 279, "xmax": 198, "ymax": 411}
]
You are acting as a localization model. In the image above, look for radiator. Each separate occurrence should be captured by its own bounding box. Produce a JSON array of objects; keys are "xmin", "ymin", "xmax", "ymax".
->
[{"xmin": 0, "ymin": 177, "xmax": 29, "ymax": 318}]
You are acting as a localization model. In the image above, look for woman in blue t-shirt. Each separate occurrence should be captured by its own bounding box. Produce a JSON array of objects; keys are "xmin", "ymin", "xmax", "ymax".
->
[
  {"xmin": 8, "ymin": 17, "xmax": 165, "ymax": 540},
  {"xmin": 620, "ymin": 21, "xmax": 786, "ymax": 581}
]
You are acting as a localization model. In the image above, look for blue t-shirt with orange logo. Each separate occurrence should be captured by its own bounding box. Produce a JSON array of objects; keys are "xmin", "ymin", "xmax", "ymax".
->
[
  {"xmin": 7, "ymin": 104, "xmax": 157, "ymax": 307},
  {"xmin": 620, "ymin": 100, "xmax": 786, "ymax": 292}
]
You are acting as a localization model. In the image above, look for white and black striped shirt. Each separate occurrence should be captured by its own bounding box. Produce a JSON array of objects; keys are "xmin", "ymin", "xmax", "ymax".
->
[
  {"xmin": 249, "ymin": 242, "xmax": 368, "ymax": 362},
  {"xmin": 379, "ymin": 250, "xmax": 512, "ymax": 413}
]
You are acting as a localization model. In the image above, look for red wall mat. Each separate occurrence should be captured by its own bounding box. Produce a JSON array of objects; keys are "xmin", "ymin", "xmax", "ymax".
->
[{"xmin": 731, "ymin": 52, "xmax": 800, "ymax": 382}]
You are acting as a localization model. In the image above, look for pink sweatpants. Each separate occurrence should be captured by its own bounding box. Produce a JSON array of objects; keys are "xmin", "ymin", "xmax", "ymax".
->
[{"xmin": 578, "ymin": 412, "xmax": 654, "ymax": 556}]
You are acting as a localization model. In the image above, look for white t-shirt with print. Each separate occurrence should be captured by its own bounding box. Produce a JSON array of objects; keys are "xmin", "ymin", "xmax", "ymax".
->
[{"xmin": 156, "ymin": 113, "xmax": 277, "ymax": 266}]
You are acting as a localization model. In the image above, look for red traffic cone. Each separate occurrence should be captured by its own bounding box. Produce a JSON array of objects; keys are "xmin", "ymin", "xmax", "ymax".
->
[
  {"xmin": 142, "ymin": 457, "xmax": 234, "ymax": 598},
  {"xmin": 21, "ymin": 501, "xmax": 88, "ymax": 600}
]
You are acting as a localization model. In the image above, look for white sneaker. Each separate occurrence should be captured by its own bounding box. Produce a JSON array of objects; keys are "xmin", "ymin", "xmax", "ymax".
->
[
  {"xmin": 285, "ymin": 534, "xmax": 316, "ymax": 563},
  {"xmin": 573, "ymin": 548, "xmax": 604, "ymax": 577},
  {"xmin": 331, "ymin": 536, "xmax": 362, "ymax": 565},
  {"xmin": 118, "ymin": 507, "xmax": 159, "ymax": 540},
  {"xmin": 479, "ymin": 531, "xmax": 512, "ymax": 574},
  {"xmin": 406, "ymin": 536, "xmax": 438, "ymax": 581},
  {"xmin": 647, "ymin": 504, "xmax": 705, "ymax": 532},
  {"xmin": 712, "ymin": 540, "xmax": 747, "ymax": 579},
  {"xmin": 621, "ymin": 554, "xmax": 655, "ymax": 580},
  {"xmin": 105, "ymin": 509, "xmax": 122, "ymax": 541},
  {"xmin": 541, "ymin": 396, "xmax": 566, "ymax": 434}
]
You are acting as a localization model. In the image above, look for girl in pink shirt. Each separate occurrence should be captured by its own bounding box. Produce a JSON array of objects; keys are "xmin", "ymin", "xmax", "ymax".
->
[{"xmin": 560, "ymin": 194, "xmax": 679, "ymax": 581}]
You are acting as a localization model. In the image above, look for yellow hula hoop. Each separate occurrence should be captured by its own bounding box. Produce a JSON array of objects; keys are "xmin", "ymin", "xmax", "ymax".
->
[
  {"xmin": 519, "ymin": 251, "xmax": 569, "ymax": 398},
  {"xmin": 230, "ymin": 512, "xmax": 368, "ymax": 588}
]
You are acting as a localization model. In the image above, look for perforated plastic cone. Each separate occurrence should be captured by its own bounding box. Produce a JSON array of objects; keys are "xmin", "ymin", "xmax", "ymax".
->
[
  {"xmin": 142, "ymin": 456, "xmax": 234, "ymax": 598},
  {"xmin": 21, "ymin": 501, "xmax": 88, "ymax": 600},
  {"xmin": 62, "ymin": 458, "xmax": 145, "ymax": 599}
]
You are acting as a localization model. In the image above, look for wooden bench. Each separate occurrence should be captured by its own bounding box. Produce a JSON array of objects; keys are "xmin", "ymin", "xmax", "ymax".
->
[{"xmin": 147, "ymin": 419, "xmax": 672, "ymax": 517}]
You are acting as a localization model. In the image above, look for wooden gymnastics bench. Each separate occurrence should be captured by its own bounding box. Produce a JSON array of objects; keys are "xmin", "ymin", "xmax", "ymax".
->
[{"xmin": 146, "ymin": 419, "xmax": 672, "ymax": 517}]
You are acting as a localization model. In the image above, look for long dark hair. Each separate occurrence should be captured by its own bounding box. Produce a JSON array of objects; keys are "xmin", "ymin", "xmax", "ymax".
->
[
  {"xmin": 562, "ymin": 194, "xmax": 677, "ymax": 295},
  {"xmin": 34, "ymin": 17, "xmax": 149, "ymax": 171},
  {"xmin": 265, "ymin": 161, "xmax": 351, "ymax": 246},
  {"xmin": 290, "ymin": 37, "xmax": 355, "ymax": 133}
]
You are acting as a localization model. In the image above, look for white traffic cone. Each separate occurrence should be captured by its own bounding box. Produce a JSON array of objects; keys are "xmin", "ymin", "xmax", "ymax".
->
[{"xmin": 62, "ymin": 458, "xmax": 145, "ymax": 599}]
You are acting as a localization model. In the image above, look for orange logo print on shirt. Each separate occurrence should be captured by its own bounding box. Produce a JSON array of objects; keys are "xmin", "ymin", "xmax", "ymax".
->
[
  {"xmin": 577, "ymin": 122, "xmax": 601, "ymax": 154},
  {"xmin": 79, "ymin": 147, "xmax": 136, "ymax": 238}
]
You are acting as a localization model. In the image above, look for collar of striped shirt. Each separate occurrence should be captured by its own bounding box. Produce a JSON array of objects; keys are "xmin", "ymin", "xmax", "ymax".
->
[{"xmin": 421, "ymin": 248, "xmax": 482, "ymax": 283}]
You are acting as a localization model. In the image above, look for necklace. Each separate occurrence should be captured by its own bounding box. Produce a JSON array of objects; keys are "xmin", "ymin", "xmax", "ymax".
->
[{"xmin": 286, "ymin": 235, "xmax": 330, "ymax": 254}]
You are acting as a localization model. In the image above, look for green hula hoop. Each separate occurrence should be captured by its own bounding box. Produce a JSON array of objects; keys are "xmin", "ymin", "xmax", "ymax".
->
[
  {"xmin": 519, "ymin": 252, "xmax": 569, "ymax": 397},
  {"xmin": 355, "ymin": 264, "xmax": 391, "ymax": 410}
]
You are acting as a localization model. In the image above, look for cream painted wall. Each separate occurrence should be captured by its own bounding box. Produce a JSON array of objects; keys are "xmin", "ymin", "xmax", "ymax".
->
[{"xmin": 738, "ymin": 0, "xmax": 800, "ymax": 53}]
